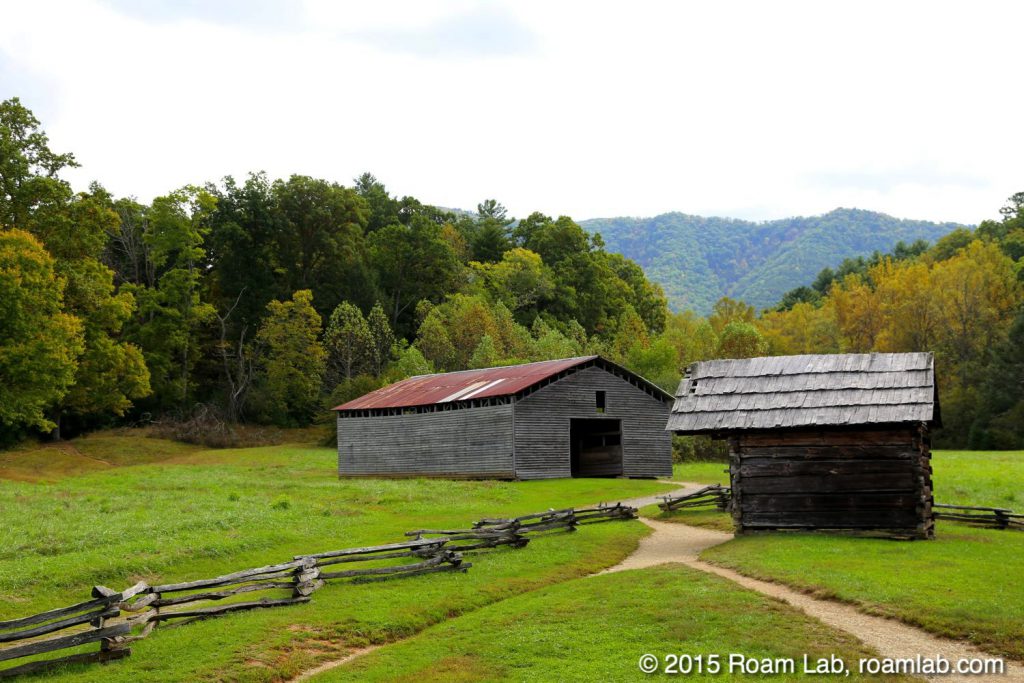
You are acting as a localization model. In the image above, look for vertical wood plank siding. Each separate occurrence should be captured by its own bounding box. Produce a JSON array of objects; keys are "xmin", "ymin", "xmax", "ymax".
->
[
  {"xmin": 730, "ymin": 426, "xmax": 934, "ymax": 538},
  {"xmin": 513, "ymin": 366, "xmax": 672, "ymax": 480},
  {"xmin": 337, "ymin": 403, "xmax": 515, "ymax": 478}
]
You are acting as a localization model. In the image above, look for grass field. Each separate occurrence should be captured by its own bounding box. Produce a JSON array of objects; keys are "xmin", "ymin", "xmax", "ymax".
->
[
  {"xmin": 692, "ymin": 450, "xmax": 1024, "ymax": 661},
  {"xmin": 2, "ymin": 436, "xmax": 1020, "ymax": 679},
  {"xmin": 672, "ymin": 461, "xmax": 729, "ymax": 485},
  {"xmin": 0, "ymin": 433, "xmax": 675, "ymax": 681},
  {"xmin": 318, "ymin": 564, "xmax": 916, "ymax": 682}
]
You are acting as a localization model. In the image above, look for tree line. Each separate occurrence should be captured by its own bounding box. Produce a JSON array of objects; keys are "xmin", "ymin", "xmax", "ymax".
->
[
  {"xmin": 0, "ymin": 98, "xmax": 667, "ymax": 442},
  {"xmin": 2, "ymin": 96, "xmax": 1021, "ymax": 451}
]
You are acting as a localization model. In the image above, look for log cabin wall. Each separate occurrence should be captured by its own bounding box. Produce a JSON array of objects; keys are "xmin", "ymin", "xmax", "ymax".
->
[
  {"xmin": 728, "ymin": 425, "xmax": 934, "ymax": 539},
  {"xmin": 513, "ymin": 366, "xmax": 673, "ymax": 480}
]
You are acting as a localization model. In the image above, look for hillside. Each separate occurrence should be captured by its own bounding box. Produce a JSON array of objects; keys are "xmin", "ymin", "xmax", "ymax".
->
[{"xmin": 581, "ymin": 208, "xmax": 965, "ymax": 312}]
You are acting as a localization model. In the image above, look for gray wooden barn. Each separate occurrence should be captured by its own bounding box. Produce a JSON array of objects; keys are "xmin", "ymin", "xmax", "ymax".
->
[
  {"xmin": 667, "ymin": 352, "xmax": 939, "ymax": 539},
  {"xmin": 334, "ymin": 356, "xmax": 673, "ymax": 480}
]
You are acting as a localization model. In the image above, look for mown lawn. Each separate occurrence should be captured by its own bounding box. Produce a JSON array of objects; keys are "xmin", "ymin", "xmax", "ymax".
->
[
  {"xmin": 318, "ymin": 564, "xmax": 917, "ymax": 682},
  {"xmin": 697, "ymin": 450, "xmax": 1024, "ymax": 661},
  {"xmin": 0, "ymin": 433, "xmax": 675, "ymax": 681},
  {"xmin": 672, "ymin": 461, "xmax": 729, "ymax": 485},
  {"xmin": 932, "ymin": 449, "xmax": 1022, "ymax": 508},
  {"xmin": 646, "ymin": 504, "xmax": 734, "ymax": 532}
]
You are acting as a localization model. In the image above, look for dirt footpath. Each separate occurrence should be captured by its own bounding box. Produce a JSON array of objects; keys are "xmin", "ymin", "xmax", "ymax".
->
[{"xmin": 603, "ymin": 517, "xmax": 1024, "ymax": 683}]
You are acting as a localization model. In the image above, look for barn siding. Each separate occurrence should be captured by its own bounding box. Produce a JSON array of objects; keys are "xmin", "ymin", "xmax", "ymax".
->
[
  {"xmin": 513, "ymin": 366, "xmax": 672, "ymax": 480},
  {"xmin": 729, "ymin": 426, "xmax": 934, "ymax": 538},
  {"xmin": 337, "ymin": 403, "xmax": 515, "ymax": 478}
]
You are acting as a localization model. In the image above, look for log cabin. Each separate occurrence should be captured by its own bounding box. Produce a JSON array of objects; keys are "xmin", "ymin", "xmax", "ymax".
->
[
  {"xmin": 334, "ymin": 356, "xmax": 673, "ymax": 480},
  {"xmin": 666, "ymin": 352, "xmax": 939, "ymax": 539}
]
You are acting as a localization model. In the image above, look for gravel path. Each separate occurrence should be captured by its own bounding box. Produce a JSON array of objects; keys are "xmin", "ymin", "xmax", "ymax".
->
[{"xmin": 604, "ymin": 517, "xmax": 1024, "ymax": 683}]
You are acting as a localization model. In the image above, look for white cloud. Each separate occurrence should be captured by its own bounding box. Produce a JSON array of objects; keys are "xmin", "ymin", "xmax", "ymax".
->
[{"xmin": 0, "ymin": 0, "xmax": 1020, "ymax": 224}]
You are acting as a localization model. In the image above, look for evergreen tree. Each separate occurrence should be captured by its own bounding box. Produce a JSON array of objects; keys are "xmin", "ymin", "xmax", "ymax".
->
[
  {"xmin": 367, "ymin": 302, "xmax": 396, "ymax": 375},
  {"xmin": 324, "ymin": 301, "xmax": 373, "ymax": 384}
]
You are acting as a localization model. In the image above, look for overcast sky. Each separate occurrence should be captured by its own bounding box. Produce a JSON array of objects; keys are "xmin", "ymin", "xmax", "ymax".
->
[{"xmin": 1, "ymin": 0, "xmax": 1020, "ymax": 224}]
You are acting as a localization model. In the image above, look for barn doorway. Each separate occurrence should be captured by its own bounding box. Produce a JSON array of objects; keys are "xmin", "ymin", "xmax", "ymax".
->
[{"xmin": 570, "ymin": 418, "xmax": 623, "ymax": 477}]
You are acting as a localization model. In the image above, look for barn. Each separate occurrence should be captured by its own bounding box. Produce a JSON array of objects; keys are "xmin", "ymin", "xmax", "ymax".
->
[
  {"xmin": 334, "ymin": 356, "xmax": 673, "ymax": 480},
  {"xmin": 666, "ymin": 352, "xmax": 939, "ymax": 539}
]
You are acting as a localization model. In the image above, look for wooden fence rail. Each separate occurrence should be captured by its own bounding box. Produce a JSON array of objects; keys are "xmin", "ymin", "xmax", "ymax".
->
[
  {"xmin": 933, "ymin": 503, "xmax": 1023, "ymax": 530},
  {"xmin": 0, "ymin": 500, "xmax": 636, "ymax": 678},
  {"xmin": 658, "ymin": 485, "xmax": 732, "ymax": 513}
]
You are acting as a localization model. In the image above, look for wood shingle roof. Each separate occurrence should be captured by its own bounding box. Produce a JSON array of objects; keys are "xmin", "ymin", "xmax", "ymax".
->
[{"xmin": 666, "ymin": 352, "xmax": 939, "ymax": 433}]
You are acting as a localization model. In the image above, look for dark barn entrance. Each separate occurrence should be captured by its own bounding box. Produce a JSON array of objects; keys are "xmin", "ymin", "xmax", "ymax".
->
[{"xmin": 570, "ymin": 418, "xmax": 623, "ymax": 477}]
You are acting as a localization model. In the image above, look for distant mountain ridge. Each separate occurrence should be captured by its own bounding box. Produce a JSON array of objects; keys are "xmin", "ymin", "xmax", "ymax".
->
[{"xmin": 580, "ymin": 208, "xmax": 965, "ymax": 313}]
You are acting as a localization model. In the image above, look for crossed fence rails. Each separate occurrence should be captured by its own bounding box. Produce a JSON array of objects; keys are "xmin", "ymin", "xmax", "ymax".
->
[
  {"xmin": 0, "ymin": 502, "xmax": 637, "ymax": 678},
  {"xmin": 657, "ymin": 484, "xmax": 732, "ymax": 512},
  {"xmin": 656, "ymin": 484, "xmax": 1022, "ymax": 534}
]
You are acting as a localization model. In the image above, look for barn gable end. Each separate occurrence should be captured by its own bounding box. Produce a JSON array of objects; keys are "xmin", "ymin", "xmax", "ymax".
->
[{"xmin": 514, "ymin": 365, "xmax": 673, "ymax": 480}]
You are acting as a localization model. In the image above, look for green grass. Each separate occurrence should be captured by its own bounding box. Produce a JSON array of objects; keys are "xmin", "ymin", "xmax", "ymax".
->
[
  {"xmin": 646, "ymin": 504, "xmax": 734, "ymax": 532},
  {"xmin": 932, "ymin": 450, "xmax": 1023, "ymax": 508},
  {"xmin": 317, "ymin": 565, "xmax": 916, "ymax": 682},
  {"xmin": 699, "ymin": 449, "xmax": 1024, "ymax": 661},
  {"xmin": 671, "ymin": 461, "xmax": 729, "ymax": 485},
  {"xmin": 0, "ymin": 433, "xmax": 676, "ymax": 681}
]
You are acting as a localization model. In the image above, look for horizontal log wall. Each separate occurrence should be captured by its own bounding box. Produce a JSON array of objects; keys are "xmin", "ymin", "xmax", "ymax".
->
[
  {"xmin": 513, "ymin": 366, "xmax": 672, "ymax": 479},
  {"xmin": 338, "ymin": 403, "xmax": 515, "ymax": 478},
  {"xmin": 731, "ymin": 426, "xmax": 933, "ymax": 539}
]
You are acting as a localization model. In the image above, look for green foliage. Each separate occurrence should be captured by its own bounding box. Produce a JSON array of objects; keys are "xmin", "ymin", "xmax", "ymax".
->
[
  {"xmin": 368, "ymin": 215, "xmax": 462, "ymax": 335},
  {"xmin": 761, "ymin": 199, "xmax": 1024, "ymax": 447},
  {"xmin": 324, "ymin": 301, "xmax": 373, "ymax": 384},
  {"xmin": 0, "ymin": 97, "xmax": 78, "ymax": 231},
  {"xmin": 624, "ymin": 337, "xmax": 679, "ymax": 392},
  {"xmin": 468, "ymin": 334, "xmax": 500, "ymax": 369},
  {"xmin": 253, "ymin": 290, "xmax": 326, "ymax": 426},
  {"xmin": 468, "ymin": 199, "xmax": 514, "ymax": 263},
  {"xmin": 1, "ymin": 99, "xmax": 150, "ymax": 433},
  {"xmin": 366, "ymin": 302, "xmax": 396, "ymax": 375},
  {"xmin": 717, "ymin": 321, "xmax": 768, "ymax": 358},
  {"xmin": 415, "ymin": 308, "xmax": 456, "ymax": 371},
  {"xmin": 0, "ymin": 229, "xmax": 83, "ymax": 431},
  {"xmin": 469, "ymin": 247, "xmax": 554, "ymax": 316},
  {"xmin": 384, "ymin": 343, "xmax": 434, "ymax": 382},
  {"xmin": 272, "ymin": 174, "xmax": 372, "ymax": 317},
  {"xmin": 970, "ymin": 307, "xmax": 1024, "ymax": 448},
  {"xmin": 585, "ymin": 208, "xmax": 963, "ymax": 313},
  {"xmin": 327, "ymin": 374, "xmax": 384, "ymax": 410},
  {"xmin": 127, "ymin": 187, "xmax": 216, "ymax": 408}
]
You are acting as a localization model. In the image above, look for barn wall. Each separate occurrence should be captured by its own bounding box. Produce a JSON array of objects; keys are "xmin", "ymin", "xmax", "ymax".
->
[
  {"xmin": 729, "ymin": 426, "xmax": 933, "ymax": 539},
  {"xmin": 337, "ymin": 403, "xmax": 515, "ymax": 478},
  {"xmin": 513, "ymin": 366, "xmax": 672, "ymax": 480}
]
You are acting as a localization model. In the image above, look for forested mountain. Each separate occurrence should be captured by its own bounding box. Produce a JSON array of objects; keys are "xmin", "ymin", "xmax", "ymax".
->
[
  {"xmin": 582, "ymin": 209, "xmax": 964, "ymax": 313},
  {"xmin": 3, "ymin": 95, "xmax": 1022, "ymax": 451}
]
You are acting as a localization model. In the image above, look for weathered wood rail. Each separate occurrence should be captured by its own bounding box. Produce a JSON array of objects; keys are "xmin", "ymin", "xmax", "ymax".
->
[
  {"xmin": 658, "ymin": 485, "xmax": 732, "ymax": 512},
  {"xmin": 933, "ymin": 503, "xmax": 1023, "ymax": 530},
  {"xmin": 654, "ymin": 487, "xmax": 1024, "ymax": 535},
  {"xmin": 0, "ymin": 500, "xmax": 637, "ymax": 678}
]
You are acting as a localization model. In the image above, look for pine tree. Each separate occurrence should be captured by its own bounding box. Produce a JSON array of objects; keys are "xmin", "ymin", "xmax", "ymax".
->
[{"xmin": 367, "ymin": 302, "xmax": 396, "ymax": 375}]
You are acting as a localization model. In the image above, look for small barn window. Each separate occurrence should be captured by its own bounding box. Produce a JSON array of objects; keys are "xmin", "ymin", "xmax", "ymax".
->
[{"xmin": 596, "ymin": 391, "xmax": 606, "ymax": 413}]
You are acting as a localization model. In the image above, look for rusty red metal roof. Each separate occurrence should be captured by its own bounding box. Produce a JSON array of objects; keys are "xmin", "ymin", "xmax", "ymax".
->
[{"xmin": 333, "ymin": 356, "xmax": 601, "ymax": 411}]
